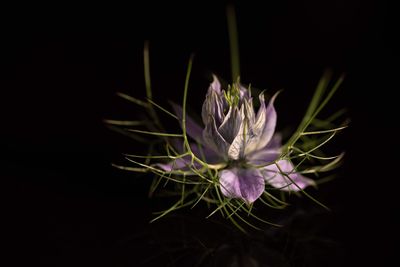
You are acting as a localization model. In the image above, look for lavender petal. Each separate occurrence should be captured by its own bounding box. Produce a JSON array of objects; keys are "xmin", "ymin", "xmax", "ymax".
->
[
  {"xmin": 219, "ymin": 167, "xmax": 265, "ymax": 204},
  {"xmin": 203, "ymin": 116, "xmax": 229, "ymax": 159},
  {"xmin": 171, "ymin": 103, "xmax": 203, "ymax": 143},
  {"xmin": 247, "ymin": 133, "xmax": 282, "ymax": 165},
  {"xmin": 201, "ymin": 90, "xmax": 225, "ymax": 126},
  {"xmin": 255, "ymin": 92, "xmax": 279, "ymax": 150},
  {"xmin": 218, "ymin": 106, "xmax": 242, "ymax": 143},
  {"xmin": 210, "ymin": 74, "xmax": 221, "ymax": 94},
  {"xmin": 261, "ymin": 160, "xmax": 315, "ymax": 191},
  {"xmin": 156, "ymin": 156, "xmax": 199, "ymax": 172}
]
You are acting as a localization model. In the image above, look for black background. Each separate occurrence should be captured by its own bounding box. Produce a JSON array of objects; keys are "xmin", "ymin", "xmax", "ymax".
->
[{"xmin": 2, "ymin": 1, "xmax": 395, "ymax": 266}]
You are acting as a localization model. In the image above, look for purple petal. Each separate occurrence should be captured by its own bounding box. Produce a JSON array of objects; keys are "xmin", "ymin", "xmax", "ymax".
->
[
  {"xmin": 169, "ymin": 138, "xmax": 186, "ymax": 154},
  {"xmin": 166, "ymin": 139, "xmax": 224, "ymax": 165},
  {"xmin": 201, "ymin": 75, "xmax": 225, "ymax": 126},
  {"xmin": 264, "ymin": 133, "xmax": 282, "ymax": 151},
  {"xmin": 210, "ymin": 74, "xmax": 221, "ymax": 94},
  {"xmin": 219, "ymin": 168, "xmax": 265, "ymax": 204},
  {"xmin": 171, "ymin": 103, "xmax": 203, "ymax": 143},
  {"xmin": 201, "ymin": 90, "xmax": 225, "ymax": 126},
  {"xmin": 229, "ymin": 92, "xmax": 279, "ymax": 158},
  {"xmin": 227, "ymin": 118, "xmax": 249, "ymax": 160},
  {"xmin": 243, "ymin": 93, "xmax": 267, "ymax": 154},
  {"xmin": 241, "ymin": 97, "xmax": 255, "ymax": 123},
  {"xmin": 203, "ymin": 116, "xmax": 229, "ymax": 159},
  {"xmin": 239, "ymin": 84, "xmax": 251, "ymax": 101},
  {"xmin": 228, "ymin": 96, "xmax": 263, "ymax": 160},
  {"xmin": 254, "ymin": 92, "xmax": 279, "ymax": 150},
  {"xmin": 218, "ymin": 106, "xmax": 242, "ymax": 143},
  {"xmin": 190, "ymin": 142, "xmax": 223, "ymax": 164},
  {"xmin": 261, "ymin": 160, "xmax": 315, "ymax": 191},
  {"xmin": 247, "ymin": 134, "xmax": 282, "ymax": 165},
  {"xmin": 247, "ymin": 149, "xmax": 280, "ymax": 166},
  {"xmin": 228, "ymin": 97, "xmax": 261, "ymax": 160},
  {"xmin": 156, "ymin": 156, "xmax": 198, "ymax": 172}
]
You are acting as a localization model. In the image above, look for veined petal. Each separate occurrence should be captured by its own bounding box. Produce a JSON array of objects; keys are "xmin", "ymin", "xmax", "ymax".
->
[
  {"xmin": 228, "ymin": 96, "xmax": 262, "ymax": 160},
  {"xmin": 243, "ymin": 92, "xmax": 267, "ymax": 154},
  {"xmin": 218, "ymin": 106, "xmax": 242, "ymax": 144},
  {"xmin": 201, "ymin": 75, "xmax": 224, "ymax": 125},
  {"xmin": 241, "ymin": 97, "xmax": 255, "ymax": 124},
  {"xmin": 219, "ymin": 167, "xmax": 265, "ymax": 204},
  {"xmin": 254, "ymin": 91, "xmax": 279, "ymax": 150},
  {"xmin": 228, "ymin": 117, "xmax": 252, "ymax": 160},
  {"xmin": 203, "ymin": 116, "xmax": 229, "ymax": 159},
  {"xmin": 201, "ymin": 90, "xmax": 225, "ymax": 126},
  {"xmin": 261, "ymin": 160, "xmax": 315, "ymax": 191},
  {"xmin": 171, "ymin": 103, "xmax": 203, "ymax": 143}
]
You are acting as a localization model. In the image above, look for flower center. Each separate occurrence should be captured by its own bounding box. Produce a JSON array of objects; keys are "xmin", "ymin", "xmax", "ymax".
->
[
  {"xmin": 223, "ymin": 80, "xmax": 241, "ymax": 107},
  {"xmin": 227, "ymin": 158, "xmax": 248, "ymax": 169}
]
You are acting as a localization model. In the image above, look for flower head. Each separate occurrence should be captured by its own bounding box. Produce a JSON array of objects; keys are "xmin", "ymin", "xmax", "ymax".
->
[{"xmin": 160, "ymin": 75, "xmax": 315, "ymax": 204}]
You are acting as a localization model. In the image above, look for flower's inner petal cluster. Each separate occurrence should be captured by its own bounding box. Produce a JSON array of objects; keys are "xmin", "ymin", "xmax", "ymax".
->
[
  {"xmin": 201, "ymin": 76, "xmax": 278, "ymax": 161},
  {"xmin": 203, "ymin": 116, "xmax": 230, "ymax": 159},
  {"xmin": 218, "ymin": 106, "xmax": 242, "ymax": 144},
  {"xmin": 227, "ymin": 116, "xmax": 250, "ymax": 160}
]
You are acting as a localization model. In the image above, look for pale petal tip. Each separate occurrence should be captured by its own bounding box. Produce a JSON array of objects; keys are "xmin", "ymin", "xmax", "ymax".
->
[{"xmin": 211, "ymin": 74, "xmax": 221, "ymax": 94}]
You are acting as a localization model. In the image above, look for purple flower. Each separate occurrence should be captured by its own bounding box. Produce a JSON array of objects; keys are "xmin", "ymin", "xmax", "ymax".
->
[{"xmin": 160, "ymin": 75, "xmax": 315, "ymax": 204}]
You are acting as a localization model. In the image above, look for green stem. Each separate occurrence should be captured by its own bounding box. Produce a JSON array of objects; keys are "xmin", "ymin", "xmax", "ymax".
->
[
  {"xmin": 182, "ymin": 54, "xmax": 194, "ymax": 153},
  {"xmin": 143, "ymin": 41, "xmax": 162, "ymax": 128},
  {"xmin": 227, "ymin": 4, "xmax": 240, "ymax": 81}
]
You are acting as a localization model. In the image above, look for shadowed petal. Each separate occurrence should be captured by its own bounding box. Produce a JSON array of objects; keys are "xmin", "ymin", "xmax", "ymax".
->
[
  {"xmin": 218, "ymin": 106, "xmax": 242, "ymax": 143},
  {"xmin": 264, "ymin": 133, "xmax": 282, "ymax": 151},
  {"xmin": 190, "ymin": 142, "xmax": 224, "ymax": 164},
  {"xmin": 171, "ymin": 103, "xmax": 203, "ymax": 143},
  {"xmin": 261, "ymin": 160, "xmax": 315, "ymax": 191},
  {"xmin": 247, "ymin": 134, "xmax": 282, "ymax": 165},
  {"xmin": 159, "ymin": 139, "xmax": 223, "ymax": 171},
  {"xmin": 156, "ymin": 156, "xmax": 200, "ymax": 172},
  {"xmin": 247, "ymin": 149, "xmax": 280, "ymax": 166},
  {"xmin": 203, "ymin": 116, "xmax": 229, "ymax": 159},
  {"xmin": 219, "ymin": 168, "xmax": 265, "ymax": 204}
]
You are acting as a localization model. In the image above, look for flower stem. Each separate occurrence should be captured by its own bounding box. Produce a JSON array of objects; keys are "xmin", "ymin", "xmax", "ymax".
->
[{"xmin": 227, "ymin": 4, "xmax": 240, "ymax": 81}]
